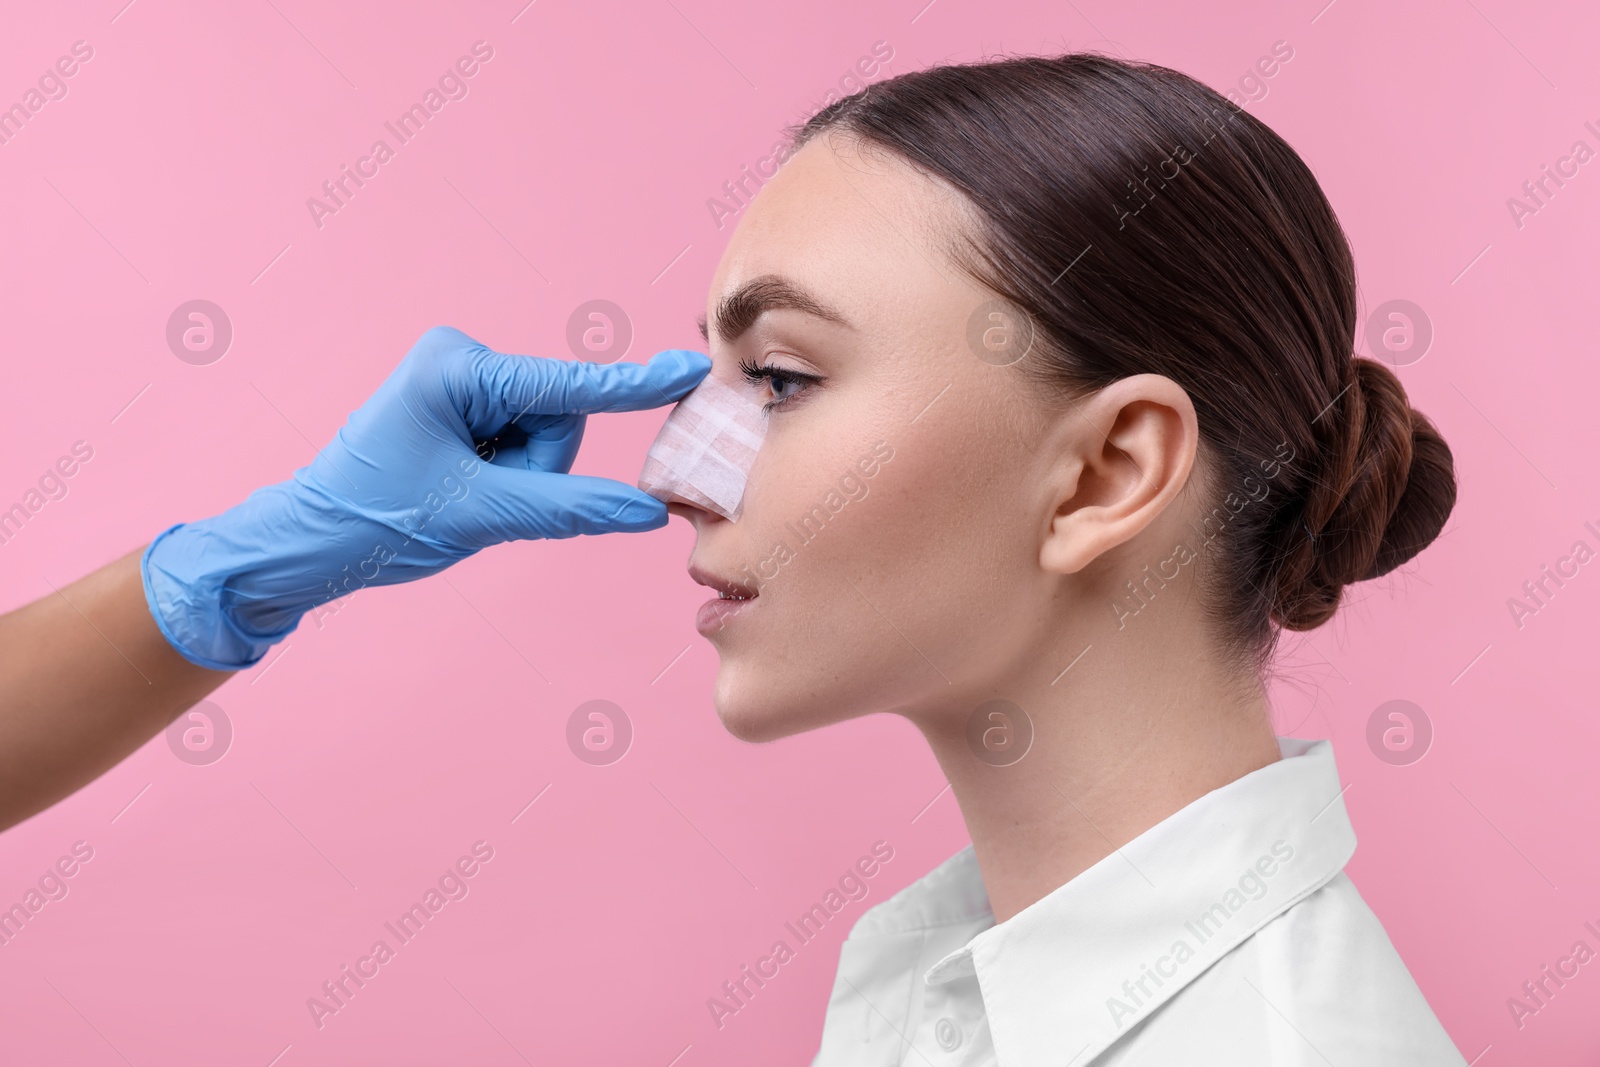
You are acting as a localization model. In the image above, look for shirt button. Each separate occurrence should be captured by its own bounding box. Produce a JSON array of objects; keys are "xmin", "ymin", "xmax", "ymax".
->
[{"xmin": 935, "ymin": 1017, "xmax": 962, "ymax": 1051}]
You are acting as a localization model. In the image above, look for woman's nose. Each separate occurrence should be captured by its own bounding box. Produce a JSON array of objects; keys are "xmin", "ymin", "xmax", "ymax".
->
[
  {"xmin": 665, "ymin": 498, "xmax": 721, "ymax": 525},
  {"xmin": 636, "ymin": 371, "xmax": 766, "ymax": 523}
]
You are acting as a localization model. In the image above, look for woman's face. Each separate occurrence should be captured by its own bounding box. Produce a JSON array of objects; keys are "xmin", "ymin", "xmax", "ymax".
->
[{"xmin": 675, "ymin": 130, "xmax": 1073, "ymax": 743}]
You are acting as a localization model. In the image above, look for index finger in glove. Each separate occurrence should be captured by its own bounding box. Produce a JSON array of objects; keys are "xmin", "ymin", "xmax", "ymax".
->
[{"xmin": 417, "ymin": 327, "xmax": 711, "ymax": 438}]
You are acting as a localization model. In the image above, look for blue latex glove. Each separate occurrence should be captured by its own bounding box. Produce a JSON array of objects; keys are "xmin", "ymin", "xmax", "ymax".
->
[{"xmin": 143, "ymin": 325, "xmax": 710, "ymax": 670}]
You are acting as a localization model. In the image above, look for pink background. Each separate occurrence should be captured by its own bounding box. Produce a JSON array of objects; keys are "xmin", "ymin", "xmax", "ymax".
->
[{"xmin": 0, "ymin": 0, "xmax": 1595, "ymax": 1062}]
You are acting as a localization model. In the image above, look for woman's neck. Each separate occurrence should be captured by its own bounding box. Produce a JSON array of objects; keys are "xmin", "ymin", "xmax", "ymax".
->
[{"xmin": 912, "ymin": 613, "xmax": 1282, "ymax": 924}]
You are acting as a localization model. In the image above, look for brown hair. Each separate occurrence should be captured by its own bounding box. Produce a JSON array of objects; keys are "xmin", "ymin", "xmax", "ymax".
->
[{"xmin": 789, "ymin": 52, "xmax": 1456, "ymax": 670}]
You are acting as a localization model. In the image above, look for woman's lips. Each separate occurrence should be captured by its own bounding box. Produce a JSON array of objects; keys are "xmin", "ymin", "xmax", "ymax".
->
[
  {"xmin": 687, "ymin": 561, "xmax": 760, "ymax": 635},
  {"xmin": 696, "ymin": 594, "xmax": 756, "ymax": 636}
]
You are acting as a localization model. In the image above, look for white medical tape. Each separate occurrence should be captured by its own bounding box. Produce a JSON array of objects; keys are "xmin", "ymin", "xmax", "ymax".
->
[{"xmin": 637, "ymin": 372, "xmax": 769, "ymax": 521}]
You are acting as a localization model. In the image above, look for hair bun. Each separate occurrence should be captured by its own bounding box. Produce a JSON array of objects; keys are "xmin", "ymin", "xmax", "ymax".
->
[{"xmin": 1272, "ymin": 357, "xmax": 1458, "ymax": 631}]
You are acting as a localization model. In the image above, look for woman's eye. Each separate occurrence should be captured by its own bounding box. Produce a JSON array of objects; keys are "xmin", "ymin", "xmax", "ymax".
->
[
  {"xmin": 738, "ymin": 357, "xmax": 823, "ymax": 412},
  {"xmin": 767, "ymin": 371, "xmax": 806, "ymax": 405}
]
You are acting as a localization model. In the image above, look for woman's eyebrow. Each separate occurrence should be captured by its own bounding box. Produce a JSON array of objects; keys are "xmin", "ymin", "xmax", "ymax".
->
[{"xmin": 696, "ymin": 274, "xmax": 854, "ymax": 343}]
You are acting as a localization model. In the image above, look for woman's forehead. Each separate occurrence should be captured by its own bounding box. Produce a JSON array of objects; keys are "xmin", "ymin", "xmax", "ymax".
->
[{"xmin": 708, "ymin": 138, "xmax": 979, "ymax": 331}]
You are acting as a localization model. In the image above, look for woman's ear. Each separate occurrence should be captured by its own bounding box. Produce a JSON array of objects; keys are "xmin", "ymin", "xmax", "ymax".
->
[{"xmin": 1038, "ymin": 374, "xmax": 1199, "ymax": 576}]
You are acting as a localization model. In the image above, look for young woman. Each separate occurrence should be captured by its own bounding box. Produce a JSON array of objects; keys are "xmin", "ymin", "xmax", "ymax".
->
[
  {"xmin": 0, "ymin": 48, "xmax": 1462, "ymax": 1067},
  {"xmin": 668, "ymin": 53, "xmax": 1464, "ymax": 1064}
]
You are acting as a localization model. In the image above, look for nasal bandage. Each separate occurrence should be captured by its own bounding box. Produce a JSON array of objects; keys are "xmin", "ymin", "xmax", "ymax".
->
[{"xmin": 637, "ymin": 372, "xmax": 769, "ymax": 521}]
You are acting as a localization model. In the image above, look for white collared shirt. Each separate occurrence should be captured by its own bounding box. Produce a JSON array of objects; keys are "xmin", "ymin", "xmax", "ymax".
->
[{"xmin": 810, "ymin": 738, "xmax": 1466, "ymax": 1066}]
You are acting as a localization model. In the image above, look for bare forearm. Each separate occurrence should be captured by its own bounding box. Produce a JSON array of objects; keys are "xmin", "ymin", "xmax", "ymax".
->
[{"xmin": 0, "ymin": 546, "xmax": 232, "ymax": 831}]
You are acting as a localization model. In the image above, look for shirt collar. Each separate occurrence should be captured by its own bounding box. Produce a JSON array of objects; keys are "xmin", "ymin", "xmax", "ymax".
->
[{"xmin": 913, "ymin": 736, "xmax": 1356, "ymax": 1065}]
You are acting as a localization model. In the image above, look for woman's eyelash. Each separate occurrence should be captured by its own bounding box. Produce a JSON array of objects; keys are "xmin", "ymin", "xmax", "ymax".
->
[{"xmin": 737, "ymin": 356, "xmax": 823, "ymax": 412}]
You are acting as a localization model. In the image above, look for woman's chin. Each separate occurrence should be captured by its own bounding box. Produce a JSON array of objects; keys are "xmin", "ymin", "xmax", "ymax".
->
[
  {"xmin": 711, "ymin": 676, "xmax": 835, "ymax": 744},
  {"xmin": 712, "ymin": 693, "xmax": 797, "ymax": 744},
  {"xmin": 714, "ymin": 706, "xmax": 784, "ymax": 744}
]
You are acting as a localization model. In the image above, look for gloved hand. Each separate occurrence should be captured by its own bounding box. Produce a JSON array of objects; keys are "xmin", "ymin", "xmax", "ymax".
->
[{"xmin": 143, "ymin": 325, "xmax": 710, "ymax": 670}]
